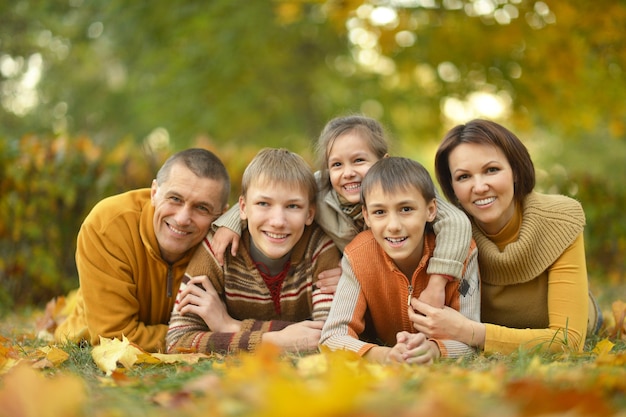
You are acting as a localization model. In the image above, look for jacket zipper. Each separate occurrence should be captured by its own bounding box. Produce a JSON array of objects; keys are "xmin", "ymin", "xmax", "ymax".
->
[{"xmin": 167, "ymin": 264, "xmax": 173, "ymax": 297}]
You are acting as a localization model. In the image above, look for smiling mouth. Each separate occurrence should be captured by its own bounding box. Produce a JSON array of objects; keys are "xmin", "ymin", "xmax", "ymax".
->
[
  {"xmin": 264, "ymin": 231, "xmax": 288, "ymax": 240},
  {"xmin": 385, "ymin": 237, "xmax": 407, "ymax": 245},
  {"xmin": 343, "ymin": 183, "xmax": 360, "ymax": 192},
  {"xmin": 167, "ymin": 223, "xmax": 190, "ymax": 236},
  {"xmin": 474, "ymin": 197, "xmax": 496, "ymax": 206}
]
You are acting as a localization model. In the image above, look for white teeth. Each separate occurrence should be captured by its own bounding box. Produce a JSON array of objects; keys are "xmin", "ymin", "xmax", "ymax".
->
[
  {"xmin": 386, "ymin": 237, "xmax": 407, "ymax": 243},
  {"xmin": 266, "ymin": 232, "xmax": 288, "ymax": 239},
  {"xmin": 343, "ymin": 183, "xmax": 360, "ymax": 191},
  {"xmin": 168, "ymin": 224, "xmax": 187, "ymax": 235},
  {"xmin": 475, "ymin": 197, "xmax": 496, "ymax": 206}
]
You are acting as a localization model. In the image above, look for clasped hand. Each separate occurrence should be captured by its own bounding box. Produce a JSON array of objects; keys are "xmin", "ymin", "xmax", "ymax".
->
[{"xmin": 176, "ymin": 275, "xmax": 241, "ymax": 333}]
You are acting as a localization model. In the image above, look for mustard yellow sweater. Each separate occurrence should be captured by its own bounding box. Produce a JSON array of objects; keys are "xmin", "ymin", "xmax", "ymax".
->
[
  {"xmin": 55, "ymin": 189, "xmax": 193, "ymax": 352},
  {"xmin": 477, "ymin": 192, "xmax": 588, "ymax": 353}
]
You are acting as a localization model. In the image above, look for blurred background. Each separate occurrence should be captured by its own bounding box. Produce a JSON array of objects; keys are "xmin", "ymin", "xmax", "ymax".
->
[{"xmin": 1, "ymin": 0, "xmax": 624, "ymax": 312}]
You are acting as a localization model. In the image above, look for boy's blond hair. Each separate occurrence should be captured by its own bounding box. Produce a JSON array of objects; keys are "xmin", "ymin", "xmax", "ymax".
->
[{"xmin": 241, "ymin": 148, "xmax": 317, "ymax": 204}]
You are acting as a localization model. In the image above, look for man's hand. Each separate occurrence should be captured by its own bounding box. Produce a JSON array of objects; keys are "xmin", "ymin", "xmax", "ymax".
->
[
  {"xmin": 211, "ymin": 227, "xmax": 241, "ymax": 266},
  {"xmin": 177, "ymin": 275, "xmax": 241, "ymax": 332}
]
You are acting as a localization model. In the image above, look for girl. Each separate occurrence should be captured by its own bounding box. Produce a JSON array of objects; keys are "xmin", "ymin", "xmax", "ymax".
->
[{"xmin": 212, "ymin": 115, "xmax": 472, "ymax": 308}]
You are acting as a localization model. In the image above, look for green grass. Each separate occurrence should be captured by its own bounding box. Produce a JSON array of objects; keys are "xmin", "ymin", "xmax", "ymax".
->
[{"xmin": 1, "ymin": 282, "xmax": 625, "ymax": 417}]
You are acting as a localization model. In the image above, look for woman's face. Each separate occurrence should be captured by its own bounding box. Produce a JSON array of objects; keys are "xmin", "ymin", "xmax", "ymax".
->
[
  {"xmin": 448, "ymin": 142, "xmax": 516, "ymax": 235},
  {"xmin": 327, "ymin": 132, "xmax": 381, "ymax": 205}
]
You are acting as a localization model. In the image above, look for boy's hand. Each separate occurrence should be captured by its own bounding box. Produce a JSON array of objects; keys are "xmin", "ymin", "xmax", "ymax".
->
[
  {"xmin": 417, "ymin": 274, "xmax": 448, "ymax": 309},
  {"xmin": 212, "ymin": 227, "xmax": 241, "ymax": 266},
  {"xmin": 316, "ymin": 263, "xmax": 342, "ymax": 294},
  {"xmin": 262, "ymin": 321, "xmax": 323, "ymax": 353},
  {"xmin": 397, "ymin": 331, "xmax": 439, "ymax": 365},
  {"xmin": 177, "ymin": 275, "xmax": 241, "ymax": 332}
]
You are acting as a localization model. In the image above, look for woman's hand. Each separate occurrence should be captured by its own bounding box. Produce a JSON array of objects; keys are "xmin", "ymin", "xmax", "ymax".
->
[{"xmin": 409, "ymin": 299, "xmax": 484, "ymax": 348}]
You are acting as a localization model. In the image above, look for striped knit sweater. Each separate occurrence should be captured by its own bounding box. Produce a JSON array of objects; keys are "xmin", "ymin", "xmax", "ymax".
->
[
  {"xmin": 320, "ymin": 230, "xmax": 480, "ymax": 359},
  {"xmin": 166, "ymin": 222, "xmax": 341, "ymax": 354}
]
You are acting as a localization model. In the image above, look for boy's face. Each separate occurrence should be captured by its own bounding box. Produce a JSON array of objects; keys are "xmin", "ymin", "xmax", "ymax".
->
[
  {"xmin": 239, "ymin": 179, "xmax": 315, "ymax": 260},
  {"xmin": 363, "ymin": 183, "xmax": 437, "ymax": 275}
]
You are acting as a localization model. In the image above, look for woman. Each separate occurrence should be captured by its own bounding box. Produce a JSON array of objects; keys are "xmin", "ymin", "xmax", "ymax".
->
[{"xmin": 410, "ymin": 119, "xmax": 601, "ymax": 354}]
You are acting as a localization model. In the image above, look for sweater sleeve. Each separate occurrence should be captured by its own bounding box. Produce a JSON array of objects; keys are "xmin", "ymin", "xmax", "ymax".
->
[
  {"xmin": 66, "ymin": 215, "xmax": 167, "ymax": 352},
  {"xmin": 319, "ymin": 256, "xmax": 375, "ymax": 356},
  {"xmin": 428, "ymin": 191, "xmax": 472, "ymax": 280},
  {"xmin": 165, "ymin": 278, "xmax": 294, "ymax": 354},
  {"xmin": 484, "ymin": 233, "xmax": 588, "ymax": 353},
  {"xmin": 166, "ymin": 239, "xmax": 296, "ymax": 354},
  {"xmin": 211, "ymin": 203, "xmax": 242, "ymax": 234},
  {"xmin": 431, "ymin": 243, "xmax": 480, "ymax": 358}
]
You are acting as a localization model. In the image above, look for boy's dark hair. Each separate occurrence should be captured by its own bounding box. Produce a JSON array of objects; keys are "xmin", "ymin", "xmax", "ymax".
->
[{"xmin": 361, "ymin": 157, "xmax": 436, "ymax": 206}]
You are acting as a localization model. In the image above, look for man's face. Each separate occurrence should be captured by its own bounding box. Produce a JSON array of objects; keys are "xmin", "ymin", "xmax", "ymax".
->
[{"xmin": 151, "ymin": 163, "xmax": 227, "ymax": 263}]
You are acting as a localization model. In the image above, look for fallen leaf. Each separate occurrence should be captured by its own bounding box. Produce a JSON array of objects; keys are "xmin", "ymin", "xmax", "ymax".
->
[
  {"xmin": 92, "ymin": 335, "xmax": 145, "ymax": 375},
  {"xmin": 593, "ymin": 338, "xmax": 615, "ymax": 356},
  {"xmin": 35, "ymin": 296, "xmax": 66, "ymax": 334},
  {"xmin": 0, "ymin": 362, "xmax": 86, "ymax": 417},
  {"xmin": 505, "ymin": 378, "xmax": 614, "ymax": 416},
  {"xmin": 39, "ymin": 346, "xmax": 70, "ymax": 366}
]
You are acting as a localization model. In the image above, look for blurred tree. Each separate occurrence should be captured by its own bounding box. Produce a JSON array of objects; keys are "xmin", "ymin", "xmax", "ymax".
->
[{"xmin": 1, "ymin": 0, "xmax": 624, "ymax": 307}]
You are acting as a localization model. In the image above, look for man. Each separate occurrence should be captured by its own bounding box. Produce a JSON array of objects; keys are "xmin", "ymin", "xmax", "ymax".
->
[{"xmin": 55, "ymin": 148, "xmax": 230, "ymax": 352}]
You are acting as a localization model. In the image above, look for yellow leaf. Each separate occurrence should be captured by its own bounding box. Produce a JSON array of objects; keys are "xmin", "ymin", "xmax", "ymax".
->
[
  {"xmin": 39, "ymin": 346, "xmax": 70, "ymax": 366},
  {"xmin": 593, "ymin": 339, "xmax": 615, "ymax": 356},
  {"xmin": 0, "ymin": 363, "xmax": 85, "ymax": 417},
  {"xmin": 0, "ymin": 357, "xmax": 20, "ymax": 375},
  {"xmin": 91, "ymin": 335, "xmax": 145, "ymax": 375},
  {"xmin": 610, "ymin": 300, "xmax": 626, "ymax": 339}
]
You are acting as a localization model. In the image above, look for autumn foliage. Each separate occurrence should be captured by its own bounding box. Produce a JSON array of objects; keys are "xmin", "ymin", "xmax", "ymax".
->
[{"xmin": 0, "ymin": 301, "xmax": 625, "ymax": 417}]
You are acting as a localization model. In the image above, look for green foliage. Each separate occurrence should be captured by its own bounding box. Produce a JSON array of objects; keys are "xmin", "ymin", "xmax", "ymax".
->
[
  {"xmin": 0, "ymin": 135, "xmax": 166, "ymax": 308},
  {"xmin": 0, "ymin": 132, "xmax": 266, "ymax": 308},
  {"xmin": 1, "ymin": 0, "xmax": 625, "ymax": 300},
  {"xmin": 534, "ymin": 133, "xmax": 626, "ymax": 283}
]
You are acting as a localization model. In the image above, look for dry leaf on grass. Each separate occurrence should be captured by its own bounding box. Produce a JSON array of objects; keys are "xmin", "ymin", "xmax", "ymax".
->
[
  {"xmin": 0, "ymin": 363, "xmax": 86, "ymax": 417},
  {"xmin": 92, "ymin": 335, "xmax": 146, "ymax": 375}
]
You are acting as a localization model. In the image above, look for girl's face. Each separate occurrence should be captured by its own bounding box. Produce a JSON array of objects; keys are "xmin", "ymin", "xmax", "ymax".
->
[
  {"xmin": 448, "ymin": 142, "xmax": 516, "ymax": 235},
  {"xmin": 327, "ymin": 132, "xmax": 381, "ymax": 205}
]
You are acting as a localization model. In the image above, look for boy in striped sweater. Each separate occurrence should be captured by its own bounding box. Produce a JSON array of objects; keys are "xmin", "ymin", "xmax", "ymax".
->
[
  {"xmin": 320, "ymin": 157, "xmax": 480, "ymax": 364},
  {"xmin": 166, "ymin": 148, "xmax": 341, "ymax": 354}
]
